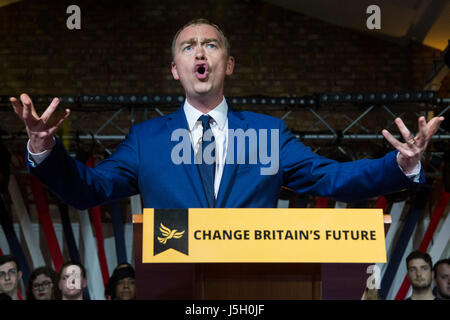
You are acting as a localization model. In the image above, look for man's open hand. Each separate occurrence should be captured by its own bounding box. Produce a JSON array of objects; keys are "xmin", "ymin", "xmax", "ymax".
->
[
  {"xmin": 382, "ymin": 116, "xmax": 445, "ymax": 174},
  {"xmin": 10, "ymin": 93, "xmax": 70, "ymax": 153}
]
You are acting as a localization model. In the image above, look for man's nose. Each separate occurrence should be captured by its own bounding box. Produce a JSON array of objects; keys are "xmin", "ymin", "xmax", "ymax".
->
[{"xmin": 195, "ymin": 46, "xmax": 206, "ymax": 59}]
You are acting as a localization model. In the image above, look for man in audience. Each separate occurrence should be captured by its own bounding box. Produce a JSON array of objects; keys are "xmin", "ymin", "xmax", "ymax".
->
[
  {"xmin": 405, "ymin": 250, "xmax": 437, "ymax": 300},
  {"xmin": 56, "ymin": 261, "xmax": 87, "ymax": 300},
  {"xmin": 105, "ymin": 263, "xmax": 136, "ymax": 300},
  {"xmin": 433, "ymin": 258, "xmax": 450, "ymax": 300},
  {"xmin": 0, "ymin": 254, "xmax": 23, "ymax": 300}
]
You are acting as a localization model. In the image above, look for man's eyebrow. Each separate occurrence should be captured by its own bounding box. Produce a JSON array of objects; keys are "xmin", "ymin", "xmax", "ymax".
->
[
  {"xmin": 201, "ymin": 38, "xmax": 220, "ymax": 44},
  {"xmin": 179, "ymin": 38, "xmax": 220, "ymax": 47}
]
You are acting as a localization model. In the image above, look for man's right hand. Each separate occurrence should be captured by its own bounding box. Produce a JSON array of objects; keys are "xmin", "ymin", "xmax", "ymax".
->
[{"xmin": 10, "ymin": 93, "xmax": 70, "ymax": 153}]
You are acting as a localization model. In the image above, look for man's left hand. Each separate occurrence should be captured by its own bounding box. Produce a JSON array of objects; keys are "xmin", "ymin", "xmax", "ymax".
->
[{"xmin": 382, "ymin": 116, "xmax": 445, "ymax": 174}]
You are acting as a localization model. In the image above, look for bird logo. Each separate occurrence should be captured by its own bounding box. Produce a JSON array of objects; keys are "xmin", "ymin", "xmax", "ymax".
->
[{"xmin": 157, "ymin": 223, "xmax": 185, "ymax": 245}]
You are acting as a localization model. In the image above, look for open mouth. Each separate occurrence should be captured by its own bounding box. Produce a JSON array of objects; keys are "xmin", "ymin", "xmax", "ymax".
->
[{"xmin": 195, "ymin": 64, "xmax": 209, "ymax": 80}]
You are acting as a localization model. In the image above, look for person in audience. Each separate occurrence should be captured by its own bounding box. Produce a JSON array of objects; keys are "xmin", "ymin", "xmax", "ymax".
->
[
  {"xmin": 0, "ymin": 292, "xmax": 13, "ymax": 300},
  {"xmin": 26, "ymin": 266, "xmax": 57, "ymax": 300},
  {"xmin": 0, "ymin": 254, "xmax": 23, "ymax": 300},
  {"xmin": 433, "ymin": 258, "xmax": 450, "ymax": 300},
  {"xmin": 105, "ymin": 263, "xmax": 136, "ymax": 300},
  {"xmin": 405, "ymin": 250, "xmax": 438, "ymax": 300},
  {"xmin": 55, "ymin": 261, "xmax": 87, "ymax": 300}
]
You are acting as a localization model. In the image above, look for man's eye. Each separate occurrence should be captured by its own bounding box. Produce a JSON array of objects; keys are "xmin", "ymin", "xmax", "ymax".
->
[
  {"xmin": 183, "ymin": 46, "xmax": 192, "ymax": 51},
  {"xmin": 207, "ymin": 43, "xmax": 216, "ymax": 49}
]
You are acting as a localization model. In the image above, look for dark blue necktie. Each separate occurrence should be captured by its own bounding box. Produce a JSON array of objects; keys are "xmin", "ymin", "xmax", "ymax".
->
[{"xmin": 196, "ymin": 115, "xmax": 216, "ymax": 208}]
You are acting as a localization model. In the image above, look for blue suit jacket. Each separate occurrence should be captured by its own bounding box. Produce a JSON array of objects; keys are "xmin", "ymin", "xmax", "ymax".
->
[{"xmin": 27, "ymin": 104, "xmax": 424, "ymax": 210}]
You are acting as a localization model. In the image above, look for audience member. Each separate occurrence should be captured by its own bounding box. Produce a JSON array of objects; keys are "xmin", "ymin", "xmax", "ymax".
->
[
  {"xmin": 105, "ymin": 263, "xmax": 136, "ymax": 300},
  {"xmin": 26, "ymin": 266, "xmax": 57, "ymax": 300},
  {"xmin": 0, "ymin": 254, "xmax": 23, "ymax": 300},
  {"xmin": 405, "ymin": 250, "xmax": 438, "ymax": 300},
  {"xmin": 0, "ymin": 292, "xmax": 13, "ymax": 300},
  {"xmin": 55, "ymin": 261, "xmax": 87, "ymax": 300},
  {"xmin": 433, "ymin": 258, "xmax": 450, "ymax": 300}
]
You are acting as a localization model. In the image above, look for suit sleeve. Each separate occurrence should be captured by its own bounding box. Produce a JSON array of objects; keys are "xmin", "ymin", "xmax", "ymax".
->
[
  {"xmin": 279, "ymin": 121, "xmax": 425, "ymax": 203},
  {"xmin": 27, "ymin": 126, "xmax": 140, "ymax": 210}
]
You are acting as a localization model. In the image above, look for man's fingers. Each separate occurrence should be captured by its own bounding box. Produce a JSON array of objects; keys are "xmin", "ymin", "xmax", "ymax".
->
[
  {"xmin": 40, "ymin": 97, "xmax": 61, "ymax": 123},
  {"xmin": 417, "ymin": 116, "xmax": 428, "ymax": 141},
  {"xmin": 9, "ymin": 97, "xmax": 24, "ymax": 119},
  {"xmin": 20, "ymin": 93, "xmax": 39, "ymax": 120},
  {"xmin": 426, "ymin": 116, "xmax": 445, "ymax": 138},
  {"xmin": 382, "ymin": 129, "xmax": 404, "ymax": 150},
  {"xmin": 48, "ymin": 109, "xmax": 71, "ymax": 136},
  {"xmin": 394, "ymin": 117, "xmax": 415, "ymax": 142}
]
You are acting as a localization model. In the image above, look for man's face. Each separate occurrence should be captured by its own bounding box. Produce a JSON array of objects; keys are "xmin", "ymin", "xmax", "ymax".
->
[
  {"xmin": 407, "ymin": 258, "xmax": 433, "ymax": 290},
  {"xmin": 434, "ymin": 263, "xmax": 450, "ymax": 299},
  {"xmin": 115, "ymin": 277, "xmax": 136, "ymax": 300},
  {"xmin": 171, "ymin": 24, "xmax": 234, "ymax": 103},
  {"xmin": 0, "ymin": 262, "xmax": 22, "ymax": 296},
  {"xmin": 32, "ymin": 274, "xmax": 53, "ymax": 300},
  {"xmin": 58, "ymin": 265, "xmax": 86, "ymax": 299}
]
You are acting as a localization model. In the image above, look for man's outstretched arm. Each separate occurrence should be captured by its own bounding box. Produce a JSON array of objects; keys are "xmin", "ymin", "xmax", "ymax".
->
[{"xmin": 10, "ymin": 93, "xmax": 139, "ymax": 210}]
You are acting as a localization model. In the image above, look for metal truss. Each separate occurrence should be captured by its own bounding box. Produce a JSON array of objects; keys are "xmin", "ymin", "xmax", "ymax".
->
[{"xmin": 1, "ymin": 92, "xmax": 449, "ymax": 157}]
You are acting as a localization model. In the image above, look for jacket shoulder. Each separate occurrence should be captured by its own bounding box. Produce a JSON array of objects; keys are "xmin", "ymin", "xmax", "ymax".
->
[{"xmin": 232, "ymin": 110, "xmax": 285, "ymax": 128}]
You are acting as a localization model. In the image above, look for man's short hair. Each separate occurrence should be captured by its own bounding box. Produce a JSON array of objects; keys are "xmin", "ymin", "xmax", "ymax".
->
[
  {"xmin": 0, "ymin": 254, "xmax": 20, "ymax": 271},
  {"xmin": 58, "ymin": 261, "xmax": 87, "ymax": 280},
  {"xmin": 171, "ymin": 18, "xmax": 231, "ymax": 60},
  {"xmin": 406, "ymin": 250, "xmax": 433, "ymax": 269},
  {"xmin": 433, "ymin": 258, "xmax": 450, "ymax": 278}
]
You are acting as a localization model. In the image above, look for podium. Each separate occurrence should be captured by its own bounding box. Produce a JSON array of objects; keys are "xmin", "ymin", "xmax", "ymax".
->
[
  {"xmin": 133, "ymin": 214, "xmax": 321, "ymax": 299},
  {"xmin": 133, "ymin": 209, "xmax": 391, "ymax": 300}
]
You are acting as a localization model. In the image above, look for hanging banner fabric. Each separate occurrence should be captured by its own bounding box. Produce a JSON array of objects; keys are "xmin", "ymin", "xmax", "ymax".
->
[
  {"xmin": 8, "ymin": 175, "xmax": 45, "ymax": 268},
  {"xmin": 28, "ymin": 175, "xmax": 63, "ymax": 271}
]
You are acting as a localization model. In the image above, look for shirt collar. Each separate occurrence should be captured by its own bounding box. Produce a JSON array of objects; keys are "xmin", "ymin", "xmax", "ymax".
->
[{"xmin": 183, "ymin": 97, "xmax": 228, "ymax": 131}]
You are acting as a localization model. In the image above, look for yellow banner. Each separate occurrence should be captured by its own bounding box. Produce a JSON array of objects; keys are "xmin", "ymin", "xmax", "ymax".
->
[{"xmin": 142, "ymin": 208, "xmax": 386, "ymax": 263}]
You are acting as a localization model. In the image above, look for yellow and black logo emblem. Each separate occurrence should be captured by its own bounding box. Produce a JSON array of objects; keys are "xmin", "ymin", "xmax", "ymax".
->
[
  {"xmin": 153, "ymin": 209, "xmax": 189, "ymax": 255},
  {"xmin": 157, "ymin": 223, "xmax": 185, "ymax": 244}
]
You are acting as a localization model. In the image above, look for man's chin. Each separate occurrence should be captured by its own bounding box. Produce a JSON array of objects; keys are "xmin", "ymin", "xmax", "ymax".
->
[
  {"xmin": 193, "ymin": 83, "xmax": 213, "ymax": 94},
  {"xmin": 412, "ymin": 282, "xmax": 431, "ymax": 290}
]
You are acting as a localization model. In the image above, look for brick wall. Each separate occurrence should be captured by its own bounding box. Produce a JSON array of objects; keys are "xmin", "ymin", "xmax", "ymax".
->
[
  {"xmin": 0, "ymin": 0, "xmax": 447, "ymax": 97},
  {"xmin": 0, "ymin": 0, "xmax": 448, "ymax": 156}
]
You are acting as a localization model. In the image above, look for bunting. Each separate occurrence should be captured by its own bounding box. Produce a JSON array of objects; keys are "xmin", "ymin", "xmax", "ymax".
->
[
  {"xmin": 315, "ymin": 197, "xmax": 328, "ymax": 208},
  {"xmin": 380, "ymin": 200, "xmax": 406, "ymax": 279},
  {"xmin": 8, "ymin": 175, "xmax": 45, "ymax": 268},
  {"xmin": 110, "ymin": 200, "xmax": 127, "ymax": 264},
  {"xmin": 0, "ymin": 196, "xmax": 30, "ymax": 285},
  {"xmin": 85, "ymin": 156, "xmax": 110, "ymax": 286},
  {"xmin": 379, "ymin": 187, "xmax": 429, "ymax": 299},
  {"xmin": 28, "ymin": 175, "xmax": 63, "ymax": 271},
  {"xmin": 79, "ymin": 209, "xmax": 105, "ymax": 300}
]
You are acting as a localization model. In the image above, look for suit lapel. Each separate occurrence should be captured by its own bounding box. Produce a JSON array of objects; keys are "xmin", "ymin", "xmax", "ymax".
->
[
  {"xmin": 216, "ymin": 106, "xmax": 248, "ymax": 207},
  {"xmin": 166, "ymin": 105, "xmax": 207, "ymax": 206}
]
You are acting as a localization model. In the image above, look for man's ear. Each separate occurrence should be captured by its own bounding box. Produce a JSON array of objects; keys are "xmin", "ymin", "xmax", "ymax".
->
[
  {"xmin": 226, "ymin": 56, "xmax": 235, "ymax": 76},
  {"xmin": 17, "ymin": 270, "xmax": 22, "ymax": 281},
  {"xmin": 171, "ymin": 61, "xmax": 179, "ymax": 80},
  {"xmin": 82, "ymin": 278, "xmax": 88, "ymax": 289}
]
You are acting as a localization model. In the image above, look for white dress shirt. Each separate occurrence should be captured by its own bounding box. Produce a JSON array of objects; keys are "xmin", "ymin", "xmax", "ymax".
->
[{"xmin": 183, "ymin": 97, "xmax": 228, "ymax": 198}]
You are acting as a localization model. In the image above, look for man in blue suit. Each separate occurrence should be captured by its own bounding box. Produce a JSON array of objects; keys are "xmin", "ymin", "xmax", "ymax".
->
[{"xmin": 9, "ymin": 19, "xmax": 444, "ymax": 210}]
